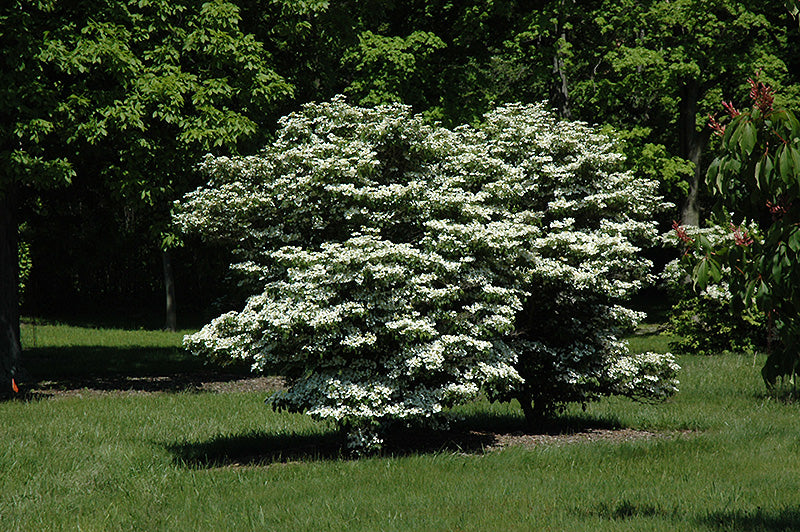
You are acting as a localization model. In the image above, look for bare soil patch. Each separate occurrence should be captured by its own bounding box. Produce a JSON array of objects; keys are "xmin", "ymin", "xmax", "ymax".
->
[
  {"xmin": 16, "ymin": 374, "xmax": 692, "ymax": 460},
  {"xmin": 486, "ymin": 427, "xmax": 689, "ymax": 450},
  {"xmin": 20, "ymin": 373, "xmax": 284, "ymax": 399},
  {"xmin": 381, "ymin": 426, "xmax": 692, "ymax": 456}
]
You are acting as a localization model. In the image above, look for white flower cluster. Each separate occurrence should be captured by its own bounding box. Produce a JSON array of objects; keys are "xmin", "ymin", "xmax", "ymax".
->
[
  {"xmin": 175, "ymin": 97, "xmax": 679, "ymax": 450},
  {"xmin": 660, "ymin": 220, "xmax": 760, "ymax": 303},
  {"xmin": 607, "ymin": 351, "xmax": 681, "ymax": 399}
]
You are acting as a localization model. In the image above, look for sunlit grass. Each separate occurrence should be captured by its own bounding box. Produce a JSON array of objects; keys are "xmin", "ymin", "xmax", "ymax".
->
[
  {"xmin": 21, "ymin": 319, "xmax": 192, "ymax": 348},
  {"xmin": 626, "ymin": 331, "xmax": 677, "ymax": 356},
  {"xmin": 2, "ymin": 324, "xmax": 799, "ymax": 530}
]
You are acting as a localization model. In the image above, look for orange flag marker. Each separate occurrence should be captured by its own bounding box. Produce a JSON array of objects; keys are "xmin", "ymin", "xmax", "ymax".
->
[{"xmin": 11, "ymin": 378, "xmax": 19, "ymax": 393}]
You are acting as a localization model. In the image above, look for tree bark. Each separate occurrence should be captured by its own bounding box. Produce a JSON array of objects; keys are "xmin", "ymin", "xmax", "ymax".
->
[
  {"xmin": 678, "ymin": 79, "xmax": 710, "ymax": 226},
  {"xmin": 162, "ymin": 248, "xmax": 177, "ymax": 332},
  {"xmin": 518, "ymin": 394, "xmax": 536, "ymax": 425},
  {"xmin": 1, "ymin": 185, "xmax": 21, "ymax": 395},
  {"xmin": 551, "ymin": 0, "xmax": 572, "ymax": 119},
  {"xmin": 518, "ymin": 393, "xmax": 550, "ymax": 427}
]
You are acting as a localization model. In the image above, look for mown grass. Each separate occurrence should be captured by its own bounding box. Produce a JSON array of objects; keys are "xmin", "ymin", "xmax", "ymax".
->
[{"xmin": 2, "ymin": 322, "xmax": 800, "ymax": 531}]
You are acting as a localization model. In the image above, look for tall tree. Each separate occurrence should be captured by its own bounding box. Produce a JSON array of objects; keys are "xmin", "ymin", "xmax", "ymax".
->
[
  {"xmin": 1, "ymin": 1, "xmax": 74, "ymax": 395},
  {"xmin": 2, "ymin": 0, "xmax": 293, "ymax": 393},
  {"xmin": 566, "ymin": 0, "xmax": 798, "ymax": 224},
  {"xmin": 25, "ymin": 0, "xmax": 292, "ymax": 330}
]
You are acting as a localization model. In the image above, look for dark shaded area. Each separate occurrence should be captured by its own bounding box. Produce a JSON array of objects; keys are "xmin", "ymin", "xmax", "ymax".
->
[
  {"xmin": 165, "ymin": 411, "xmax": 624, "ymax": 468},
  {"xmin": 582, "ymin": 500, "xmax": 800, "ymax": 530},
  {"xmin": 15, "ymin": 345, "xmax": 254, "ymax": 399},
  {"xmin": 700, "ymin": 508, "xmax": 800, "ymax": 532},
  {"xmin": 21, "ymin": 194, "xmax": 239, "ymax": 331},
  {"xmin": 585, "ymin": 499, "xmax": 676, "ymax": 521},
  {"xmin": 166, "ymin": 427, "xmax": 499, "ymax": 467},
  {"xmin": 629, "ymin": 284, "xmax": 677, "ymax": 325},
  {"xmin": 166, "ymin": 430, "xmax": 351, "ymax": 466},
  {"xmin": 754, "ymin": 388, "xmax": 800, "ymax": 404},
  {"xmin": 448, "ymin": 408, "xmax": 623, "ymax": 435}
]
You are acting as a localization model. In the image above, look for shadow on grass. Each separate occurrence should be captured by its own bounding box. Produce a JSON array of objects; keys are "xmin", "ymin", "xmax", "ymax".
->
[
  {"xmin": 166, "ymin": 411, "xmax": 624, "ymax": 468},
  {"xmin": 166, "ymin": 430, "xmax": 350, "ymax": 467},
  {"xmin": 699, "ymin": 507, "xmax": 800, "ymax": 531},
  {"xmin": 16, "ymin": 346, "xmax": 255, "ymax": 398},
  {"xmin": 582, "ymin": 501, "xmax": 800, "ymax": 530},
  {"xmin": 449, "ymin": 408, "xmax": 623, "ymax": 435},
  {"xmin": 583, "ymin": 499, "xmax": 677, "ymax": 521},
  {"xmin": 754, "ymin": 387, "xmax": 800, "ymax": 405}
]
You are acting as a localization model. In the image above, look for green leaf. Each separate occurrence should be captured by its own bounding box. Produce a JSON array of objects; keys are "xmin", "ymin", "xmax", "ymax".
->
[
  {"xmin": 723, "ymin": 116, "xmax": 741, "ymax": 148},
  {"xmin": 745, "ymin": 278, "xmax": 758, "ymax": 305},
  {"xmin": 754, "ymin": 158, "xmax": 763, "ymax": 190},
  {"xmin": 772, "ymin": 254, "xmax": 783, "ymax": 282},
  {"xmin": 790, "ymin": 146, "xmax": 800, "ymax": 179},
  {"xmin": 763, "ymin": 155, "xmax": 775, "ymax": 188},
  {"xmin": 779, "ymin": 145, "xmax": 792, "ymax": 184},
  {"xmin": 707, "ymin": 158, "xmax": 722, "ymax": 192},
  {"xmin": 693, "ymin": 258, "xmax": 709, "ymax": 290},
  {"xmin": 739, "ymin": 121, "xmax": 756, "ymax": 155},
  {"xmin": 756, "ymin": 279, "xmax": 770, "ymax": 308},
  {"xmin": 789, "ymin": 229, "xmax": 800, "ymax": 253},
  {"xmin": 708, "ymin": 257, "xmax": 722, "ymax": 284}
]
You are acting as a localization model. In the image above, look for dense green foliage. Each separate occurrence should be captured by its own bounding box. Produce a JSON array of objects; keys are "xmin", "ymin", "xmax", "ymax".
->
[
  {"xmin": 15, "ymin": 0, "xmax": 292, "ymax": 314},
  {"xmin": 8, "ymin": 0, "xmax": 799, "ymax": 319},
  {"xmin": 677, "ymin": 79, "xmax": 800, "ymax": 386},
  {"xmin": 667, "ymin": 296, "xmax": 765, "ymax": 356}
]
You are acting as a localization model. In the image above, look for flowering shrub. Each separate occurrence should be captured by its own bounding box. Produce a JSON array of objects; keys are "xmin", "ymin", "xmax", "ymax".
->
[
  {"xmin": 174, "ymin": 97, "xmax": 679, "ymax": 450},
  {"xmin": 677, "ymin": 77, "xmax": 800, "ymax": 388},
  {"xmin": 662, "ymin": 223, "xmax": 766, "ymax": 356}
]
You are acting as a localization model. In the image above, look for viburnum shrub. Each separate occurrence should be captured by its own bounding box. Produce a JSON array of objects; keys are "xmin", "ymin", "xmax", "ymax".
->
[
  {"xmin": 174, "ymin": 97, "xmax": 679, "ymax": 451},
  {"xmin": 674, "ymin": 77, "xmax": 800, "ymax": 387}
]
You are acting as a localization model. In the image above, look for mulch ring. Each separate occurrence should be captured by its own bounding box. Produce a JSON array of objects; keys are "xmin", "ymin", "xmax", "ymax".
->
[
  {"xmin": 13, "ymin": 375, "xmax": 695, "ymax": 457},
  {"xmin": 486, "ymin": 427, "xmax": 691, "ymax": 450},
  {"xmin": 381, "ymin": 426, "xmax": 694, "ymax": 456},
  {"xmin": 18, "ymin": 374, "xmax": 285, "ymax": 399}
]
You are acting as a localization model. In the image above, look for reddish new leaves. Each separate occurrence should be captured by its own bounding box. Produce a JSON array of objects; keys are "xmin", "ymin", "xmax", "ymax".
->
[
  {"xmin": 672, "ymin": 220, "xmax": 694, "ymax": 245},
  {"xmin": 766, "ymin": 198, "xmax": 790, "ymax": 220},
  {"xmin": 708, "ymin": 114, "xmax": 726, "ymax": 137},
  {"xmin": 729, "ymin": 223, "xmax": 754, "ymax": 247},
  {"xmin": 748, "ymin": 77, "xmax": 775, "ymax": 113},
  {"xmin": 722, "ymin": 101, "xmax": 740, "ymax": 117},
  {"xmin": 708, "ymin": 75, "xmax": 774, "ymax": 136}
]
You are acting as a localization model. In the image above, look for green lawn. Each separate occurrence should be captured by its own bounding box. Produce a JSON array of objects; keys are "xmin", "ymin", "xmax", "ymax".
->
[{"xmin": 2, "ymin": 322, "xmax": 799, "ymax": 531}]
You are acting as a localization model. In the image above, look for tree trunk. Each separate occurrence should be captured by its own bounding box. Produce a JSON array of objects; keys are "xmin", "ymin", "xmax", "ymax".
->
[
  {"xmin": 519, "ymin": 394, "xmax": 536, "ymax": 425},
  {"xmin": 551, "ymin": 0, "xmax": 572, "ymax": 119},
  {"xmin": 678, "ymin": 79, "xmax": 710, "ymax": 226},
  {"xmin": 518, "ymin": 393, "xmax": 549, "ymax": 428},
  {"xmin": 162, "ymin": 248, "xmax": 177, "ymax": 332},
  {"xmin": 1, "ymin": 186, "xmax": 21, "ymax": 396}
]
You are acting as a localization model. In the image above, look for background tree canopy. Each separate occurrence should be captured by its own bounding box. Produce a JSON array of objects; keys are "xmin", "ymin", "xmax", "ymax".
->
[{"xmin": 2, "ymin": 0, "xmax": 799, "ymax": 393}]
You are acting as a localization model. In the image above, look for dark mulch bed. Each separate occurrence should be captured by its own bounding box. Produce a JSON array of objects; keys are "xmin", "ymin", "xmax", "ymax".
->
[
  {"xmin": 18, "ymin": 373, "xmax": 285, "ymax": 399},
  {"xmin": 8, "ymin": 375, "xmax": 693, "ymax": 463}
]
